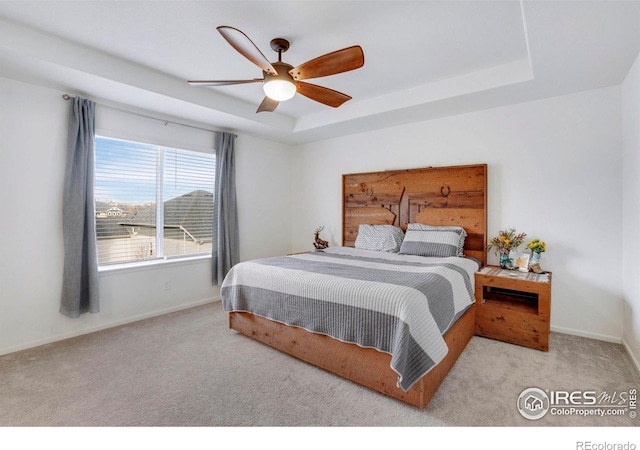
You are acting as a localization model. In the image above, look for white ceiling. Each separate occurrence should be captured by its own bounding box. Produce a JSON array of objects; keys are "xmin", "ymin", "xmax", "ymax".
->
[{"xmin": 0, "ymin": 1, "xmax": 638, "ymax": 144}]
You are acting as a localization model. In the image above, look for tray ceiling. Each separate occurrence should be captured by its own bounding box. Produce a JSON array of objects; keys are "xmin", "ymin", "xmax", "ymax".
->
[{"xmin": 0, "ymin": 1, "xmax": 638, "ymax": 143}]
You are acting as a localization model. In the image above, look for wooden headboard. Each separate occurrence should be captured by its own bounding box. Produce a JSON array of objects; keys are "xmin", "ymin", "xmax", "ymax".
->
[{"xmin": 342, "ymin": 164, "xmax": 487, "ymax": 265}]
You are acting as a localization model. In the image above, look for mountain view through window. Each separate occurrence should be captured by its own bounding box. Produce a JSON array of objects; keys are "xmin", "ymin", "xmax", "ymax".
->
[{"xmin": 94, "ymin": 136, "xmax": 215, "ymax": 265}]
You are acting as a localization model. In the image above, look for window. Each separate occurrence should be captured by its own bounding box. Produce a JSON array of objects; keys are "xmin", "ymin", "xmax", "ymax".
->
[{"xmin": 94, "ymin": 136, "xmax": 215, "ymax": 265}]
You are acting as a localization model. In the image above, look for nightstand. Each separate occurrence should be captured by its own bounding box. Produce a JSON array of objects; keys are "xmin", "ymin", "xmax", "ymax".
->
[{"xmin": 474, "ymin": 266, "xmax": 551, "ymax": 351}]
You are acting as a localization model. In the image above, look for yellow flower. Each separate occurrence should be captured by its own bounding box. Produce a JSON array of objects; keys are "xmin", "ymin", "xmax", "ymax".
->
[
  {"xmin": 487, "ymin": 227, "xmax": 527, "ymax": 255},
  {"xmin": 526, "ymin": 238, "xmax": 547, "ymax": 253}
]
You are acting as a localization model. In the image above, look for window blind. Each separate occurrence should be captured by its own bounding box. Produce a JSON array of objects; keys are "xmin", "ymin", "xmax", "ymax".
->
[{"xmin": 94, "ymin": 136, "xmax": 215, "ymax": 265}]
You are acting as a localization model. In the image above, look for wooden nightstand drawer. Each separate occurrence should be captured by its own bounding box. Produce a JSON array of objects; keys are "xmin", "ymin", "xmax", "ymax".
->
[
  {"xmin": 474, "ymin": 266, "xmax": 552, "ymax": 351},
  {"xmin": 475, "ymin": 303, "xmax": 549, "ymax": 351}
]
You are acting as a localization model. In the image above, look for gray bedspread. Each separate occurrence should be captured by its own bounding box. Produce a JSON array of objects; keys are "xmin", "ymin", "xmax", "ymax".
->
[{"xmin": 220, "ymin": 246, "xmax": 479, "ymax": 391}]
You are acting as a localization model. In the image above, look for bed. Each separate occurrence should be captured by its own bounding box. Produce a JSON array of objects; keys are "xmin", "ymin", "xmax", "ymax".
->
[{"xmin": 221, "ymin": 164, "xmax": 487, "ymax": 408}]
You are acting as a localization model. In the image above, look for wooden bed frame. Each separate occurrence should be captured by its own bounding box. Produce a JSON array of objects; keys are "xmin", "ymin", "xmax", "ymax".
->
[{"xmin": 229, "ymin": 164, "xmax": 487, "ymax": 408}]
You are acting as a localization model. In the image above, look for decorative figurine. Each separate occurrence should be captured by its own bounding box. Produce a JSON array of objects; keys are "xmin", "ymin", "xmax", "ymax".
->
[{"xmin": 313, "ymin": 226, "xmax": 329, "ymax": 250}]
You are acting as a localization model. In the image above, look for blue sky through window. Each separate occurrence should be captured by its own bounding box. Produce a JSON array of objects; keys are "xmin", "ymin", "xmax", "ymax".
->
[{"xmin": 95, "ymin": 136, "xmax": 215, "ymax": 205}]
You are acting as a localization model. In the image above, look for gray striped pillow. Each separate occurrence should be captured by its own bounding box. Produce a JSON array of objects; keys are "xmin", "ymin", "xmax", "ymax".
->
[
  {"xmin": 399, "ymin": 228, "xmax": 465, "ymax": 257},
  {"xmin": 354, "ymin": 224, "xmax": 405, "ymax": 252},
  {"xmin": 406, "ymin": 223, "xmax": 467, "ymax": 256}
]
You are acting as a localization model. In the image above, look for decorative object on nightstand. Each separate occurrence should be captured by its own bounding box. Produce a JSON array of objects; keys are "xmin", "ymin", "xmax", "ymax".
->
[
  {"xmin": 527, "ymin": 238, "xmax": 546, "ymax": 271},
  {"xmin": 530, "ymin": 262, "xmax": 543, "ymax": 274},
  {"xmin": 474, "ymin": 266, "xmax": 551, "ymax": 351},
  {"xmin": 313, "ymin": 226, "xmax": 329, "ymax": 250},
  {"xmin": 487, "ymin": 228, "xmax": 527, "ymax": 269},
  {"xmin": 515, "ymin": 253, "xmax": 530, "ymax": 272}
]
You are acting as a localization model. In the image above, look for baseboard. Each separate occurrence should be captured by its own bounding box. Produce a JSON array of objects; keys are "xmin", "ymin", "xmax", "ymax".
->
[
  {"xmin": 621, "ymin": 338, "xmax": 640, "ymax": 376},
  {"xmin": 547, "ymin": 326, "xmax": 640, "ymax": 375},
  {"xmin": 550, "ymin": 324, "xmax": 622, "ymax": 344},
  {"xmin": 0, "ymin": 296, "xmax": 222, "ymax": 357}
]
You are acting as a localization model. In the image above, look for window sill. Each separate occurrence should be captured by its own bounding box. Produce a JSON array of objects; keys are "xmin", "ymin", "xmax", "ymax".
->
[{"xmin": 98, "ymin": 254, "xmax": 211, "ymax": 276}]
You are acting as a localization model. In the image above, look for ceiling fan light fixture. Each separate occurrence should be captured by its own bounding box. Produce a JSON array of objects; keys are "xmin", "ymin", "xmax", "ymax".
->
[
  {"xmin": 263, "ymin": 61, "xmax": 296, "ymax": 102},
  {"xmin": 263, "ymin": 79, "xmax": 296, "ymax": 101}
]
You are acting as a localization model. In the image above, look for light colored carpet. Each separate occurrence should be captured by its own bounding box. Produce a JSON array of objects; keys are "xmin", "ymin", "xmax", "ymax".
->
[{"xmin": 0, "ymin": 301, "xmax": 638, "ymax": 428}]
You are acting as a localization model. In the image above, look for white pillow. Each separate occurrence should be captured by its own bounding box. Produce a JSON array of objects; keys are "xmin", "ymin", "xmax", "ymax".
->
[{"xmin": 354, "ymin": 224, "xmax": 405, "ymax": 253}]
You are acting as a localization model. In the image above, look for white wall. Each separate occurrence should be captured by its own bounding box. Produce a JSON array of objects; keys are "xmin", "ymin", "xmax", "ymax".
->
[
  {"xmin": 290, "ymin": 86, "xmax": 624, "ymax": 343},
  {"xmin": 1, "ymin": 74, "xmax": 634, "ymax": 358},
  {"xmin": 622, "ymin": 52, "xmax": 640, "ymax": 368},
  {"xmin": 0, "ymin": 77, "xmax": 292, "ymax": 356}
]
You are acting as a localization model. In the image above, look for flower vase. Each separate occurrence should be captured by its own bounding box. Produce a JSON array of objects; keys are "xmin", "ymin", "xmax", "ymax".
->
[
  {"xmin": 499, "ymin": 249, "xmax": 512, "ymax": 269},
  {"xmin": 529, "ymin": 250, "xmax": 544, "ymax": 273},
  {"xmin": 531, "ymin": 251, "xmax": 541, "ymax": 264}
]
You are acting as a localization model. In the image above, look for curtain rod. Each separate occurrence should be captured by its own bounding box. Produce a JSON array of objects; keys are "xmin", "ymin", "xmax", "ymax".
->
[{"xmin": 62, "ymin": 94, "xmax": 237, "ymax": 137}]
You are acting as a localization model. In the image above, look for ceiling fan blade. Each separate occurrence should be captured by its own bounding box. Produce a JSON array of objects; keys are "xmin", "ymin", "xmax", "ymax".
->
[
  {"xmin": 257, "ymin": 96, "xmax": 279, "ymax": 113},
  {"xmin": 289, "ymin": 46, "xmax": 364, "ymax": 81},
  {"xmin": 296, "ymin": 82, "xmax": 352, "ymax": 107},
  {"xmin": 188, "ymin": 78, "xmax": 263, "ymax": 86},
  {"xmin": 217, "ymin": 26, "xmax": 277, "ymax": 75}
]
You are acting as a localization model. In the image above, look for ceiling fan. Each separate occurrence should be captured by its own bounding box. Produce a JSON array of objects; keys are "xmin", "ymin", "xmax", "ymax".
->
[{"xmin": 188, "ymin": 26, "xmax": 365, "ymax": 113}]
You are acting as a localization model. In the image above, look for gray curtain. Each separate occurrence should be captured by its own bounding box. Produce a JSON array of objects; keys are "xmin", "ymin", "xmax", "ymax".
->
[
  {"xmin": 212, "ymin": 131, "xmax": 239, "ymax": 285},
  {"xmin": 60, "ymin": 97, "xmax": 99, "ymax": 318}
]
